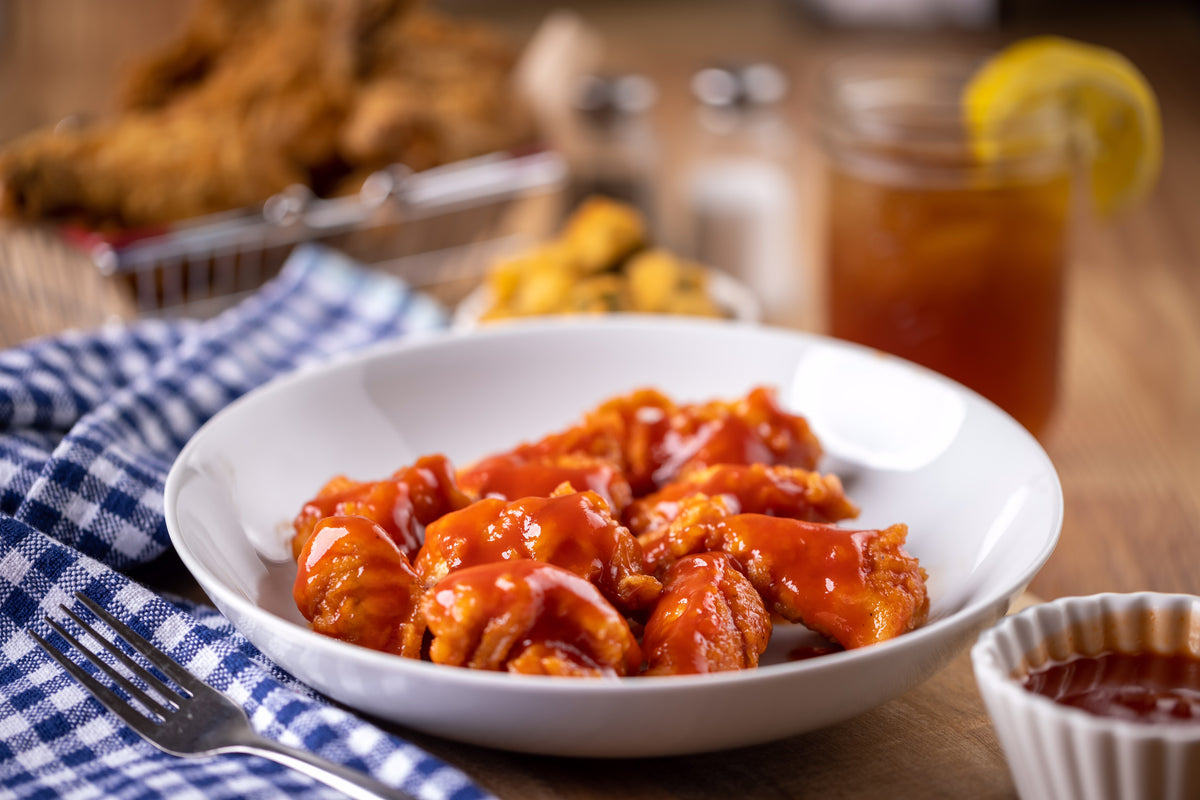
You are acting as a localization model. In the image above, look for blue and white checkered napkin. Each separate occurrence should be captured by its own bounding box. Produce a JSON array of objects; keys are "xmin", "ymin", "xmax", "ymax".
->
[{"xmin": 0, "ymin": 246, "xmax": 494, "ymax": 800}]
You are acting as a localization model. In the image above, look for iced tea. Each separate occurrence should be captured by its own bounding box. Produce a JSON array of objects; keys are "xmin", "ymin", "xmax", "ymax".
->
[
  {"xmin": 827, "ymin": 169, "xmax": 1070, "ymax": 436},
  {"xmin": 818, "ymin": 55, "xmax": 1073, "ymax": 437}
]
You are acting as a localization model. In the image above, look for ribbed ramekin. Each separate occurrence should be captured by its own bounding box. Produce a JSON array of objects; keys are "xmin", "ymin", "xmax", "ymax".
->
[{"xmin": 972, "ymin": 593, "xmax": 1200, "ymax": 800}]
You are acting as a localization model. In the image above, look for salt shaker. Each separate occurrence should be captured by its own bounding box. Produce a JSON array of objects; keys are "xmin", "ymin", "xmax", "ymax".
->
[{"xmin": 683, "ymin": 62, "xmax": 799, "ymax": 323}]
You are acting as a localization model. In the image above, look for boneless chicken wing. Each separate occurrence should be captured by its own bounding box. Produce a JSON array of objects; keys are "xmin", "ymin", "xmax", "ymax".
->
[
  {"xmin": 415, "ymin": 487, "xmax": 661, "ymax": 611},
  {"xmin": 638, "ymin": 387, "xmax": 817, "ymax": 489},
  {"xmin": 422, "ymin": 560, "xmax": 643, "ymax": 676},
  {"xmin": 466, "ymin": 386, "xmax": 821, "ymax": 498},
  {"xmin": 393, "ymin": 453, "xmax": 474, "ymax": 525},
  {"xmin": 579, "ymin": 388, "xmax": 678, "ymax": 495},
  {"xmin": 718, "ymin": 515, "xmax": 929, "ymax": 650},
  {"xmin": 624, "ymin": 462, "xmax": 859, "ymax": 537},
  {"xmin": 293, "ymin": 515, "xmax": 426, "ymax": 658},
  {"xmin": 580, "ymin": 386, "xmax": 822, "ymax": 493},
  {"xmin": 636, "ymin": 493, "xmax": 735, "ymax": 576},
  {"xmin": 456, "ymin": 452, "xmax": 633, "ymax": 513},
  {"xmin": 642, "ymin": 553, "xmax": 772, "ymax": 675},
  {"xmin": 292, "ymin": 453, "xmax": 469, "ymax": 561},
  {"xmin": 468, "ymin": 388, "xmax": 670, "ymax": 497}
]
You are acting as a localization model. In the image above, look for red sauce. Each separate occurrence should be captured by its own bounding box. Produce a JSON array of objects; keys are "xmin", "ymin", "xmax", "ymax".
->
[
  {"xmin": 641, "ymin": 552, "xmax": 771, "ymax": 675},
  {"xmin": 455, "ymin": 452, "xmax": 633, "ymax": 512},
  {"xmin": 415, "ymin": 490, "xmax": 661, "ymax": 611},
  {"xmin": 422, "ymin": 560, "xmax": 644, "ymax": 676},
  {"xmin": 717, "ymin": 515, "xmax": 927, "ymax": 649},
  {"xmin": 1023, "ymin": 651, "xmax": 1200, "ymax": 724},
  {"xmin": 788, "ymin": 643, "xmax": 843, "ymax": 661}
]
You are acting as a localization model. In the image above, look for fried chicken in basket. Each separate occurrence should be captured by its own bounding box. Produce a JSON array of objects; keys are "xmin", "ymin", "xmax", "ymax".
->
[{"xmin": 0, "ymin": 0, "xmax": 535, "ymax": 230}]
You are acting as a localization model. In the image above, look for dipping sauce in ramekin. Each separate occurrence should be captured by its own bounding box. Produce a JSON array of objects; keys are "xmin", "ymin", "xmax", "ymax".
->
[
  {"xmin": 973, "ymin": 593, "xmax": 1200, "ymax": 800},
  {"xmin": 1023, "ymin": 650, "xmax": 1200, "ymax": 724}
]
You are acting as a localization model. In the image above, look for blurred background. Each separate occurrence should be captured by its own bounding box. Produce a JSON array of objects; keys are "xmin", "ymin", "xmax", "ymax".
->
[
  {"xmin": 1, "ymin": 0, "xmax": 1193, "ymax": 333},
  {"xmin": 2, "ymin": 1, "xmax": 1193, "ymax": 146},
  {"xmin": 1, "ymin": 0, "xmax": 1199, "ymax": 621}
]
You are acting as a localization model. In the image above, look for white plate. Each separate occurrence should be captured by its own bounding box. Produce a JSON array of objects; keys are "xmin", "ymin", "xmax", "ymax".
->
[
  {"xmin": 450, "ymin": 267, "xmax": 762, "ymax": 330},
  {"xmin": 164, "ymin": 317, "xmax": 1062, "ymax": 757}
]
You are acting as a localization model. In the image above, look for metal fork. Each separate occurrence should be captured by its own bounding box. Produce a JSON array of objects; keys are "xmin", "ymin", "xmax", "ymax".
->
[{"xmin": 30, "ymin": 592, "xmax": 418, "ymax": 800}]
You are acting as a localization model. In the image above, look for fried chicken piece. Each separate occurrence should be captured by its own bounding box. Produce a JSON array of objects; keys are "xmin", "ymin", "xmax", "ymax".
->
[
  {"xmin": 118, "ymin": 0, "xmax": 284, "ymax": 111},
  {"xmin": 0, "ymin": 0, "xmax": 532, "ymax": 229},
  {"xmin": 582, "ymin": 388, "xmax": 679, "ymax": 495},
  {"xmin": 624, "ymin": 462, "xmax": 859, "ymax": 537},
  {"xmin": 422, "ymin": 560, "xmax": 643, "ymax": 676},
  {"xmin": 291, "ymin": 453, "xmax": 470, "ymax": 561},
  {"xmin": 391, "ymin": 452, "xmax": 474, "ymax": 523},
  {"xmin": 492, "ymin": 391, "xmax": 646, "ymax": 471},
  {"xmin": 642, "ymin": 553, "xmax": 772, "ymax": 676},
  {"xmin": 474, "ymin": 388, "xmax": 667, "ymax": 495},
  {"xmin": 456, "ymin": 451, "xmax": 633, "ymax": 513},
  {"xmin": 415, "ymin": 487, "xmax": 661, "ymax": 612},
  {"xmin": 1, "ymin": 0, "xmax": 348, "ymax": 228},
  {"xmin": 719, "ymin": 515, "xmax": 929, "ymax": 650},
  {"xmin": 556, "ymin": 195, "xmax": 647, "ymax": 275},
  {"xmin": 293, "ymin": 514, "xmax": 426, "ymax": 658},
  {"xmin": 337, "ymin": 10, "xmax": 534, "ymax": 177},
  {"xmin": 466, "ymin": 387, "xmax": 822, "ymax": 503},
  {"xmin": 623, "ymin": 247, "xmax": 723, "ymax": 316},
  {"xmin": 468, "ymin": 388, "xmax": 677, "ymax": 497},
  {"xmin": 634, "ymin": 498, "xmax": 927, "ymax": 648},
  {"xmin": 636, "ymin": 493, "xmax": 735, "ymax": 576},
  {"xmin": 653, "ymin": 386, "xmax": 823, "ymax": 488},
  {"xmin": 0, "ymin": 112, "xmax": 315, "ymax": 230}
]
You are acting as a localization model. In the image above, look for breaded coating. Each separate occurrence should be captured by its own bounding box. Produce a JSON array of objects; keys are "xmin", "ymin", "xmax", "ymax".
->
[
  {"xmin": 636, "ymin": 493, "xmax": 735, "ymax": 576},
  {"xmin": 719, "ymin": 515, "xmax": 929, "ymax": 650},
  {"xmin": 422, "ymin": 560, "xmax": 643, "ymax": 677},
  {"xmin": 624, "ymin": 462, "xmax": 859, "ymax": 537},
  {"xmin": 0, "ymin": 0, "xmax": 533, "ymax": 229},
  {"xmin": 415, "ymin": 487, "xmax": 662, "ymax": 612},
  {"xmin": 456, "ymin": 451, "xmax": 633, "ymax": 514},
  {"xmin": 458, "ymin": 385, "xmax": 823, "ymax": 499},
  {"xmin": 643, "ymin": 553, "xmax": 772, "ymax": 675},
  {"xmin": 662, "ymin": 386, "xmax": 824, "ymax": 482},
  {"xmin": 293, "ymin": 514, "xmax": 426, "ymax": 658},
  {"xmin": 291, "ymin": 453, "xmax": 470, "ymax": 561}
]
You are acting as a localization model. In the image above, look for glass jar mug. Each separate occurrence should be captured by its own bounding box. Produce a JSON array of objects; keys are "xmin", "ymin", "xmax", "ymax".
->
[{"xmin": 817, "ymin": 55, "xmax": 1074, "ymax": 439}]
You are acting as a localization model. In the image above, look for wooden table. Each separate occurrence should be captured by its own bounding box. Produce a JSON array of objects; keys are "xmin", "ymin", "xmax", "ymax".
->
[{"xmin": 6, "ymin": 1, "xmax": 1200, "ymax": 797}]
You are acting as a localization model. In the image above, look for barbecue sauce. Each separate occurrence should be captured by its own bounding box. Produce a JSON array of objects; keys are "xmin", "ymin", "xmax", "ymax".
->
[{"xmin": 1023, "ymin": 651, "xmax": 1200, "ymax": 724}]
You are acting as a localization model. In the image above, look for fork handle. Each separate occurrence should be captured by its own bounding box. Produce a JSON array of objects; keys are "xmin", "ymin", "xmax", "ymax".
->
[{"xmin": 225, "ymin": 730, "xmax": 421, "ymax": 800}]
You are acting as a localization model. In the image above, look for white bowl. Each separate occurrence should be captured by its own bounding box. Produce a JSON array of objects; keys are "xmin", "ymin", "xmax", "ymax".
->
[
  {"xmin": 972, "ymin": 593, "xmax": 1200, "ymax": 800},
  {"xmin": 164, "ymin": 316, "xmax": 1062, "ymax": 757}
]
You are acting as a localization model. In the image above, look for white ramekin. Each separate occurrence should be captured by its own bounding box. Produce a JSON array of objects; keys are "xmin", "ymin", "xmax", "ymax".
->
[{"xmin": 972, "ymin": 593, "xmax": 1200, "ymax": 800}]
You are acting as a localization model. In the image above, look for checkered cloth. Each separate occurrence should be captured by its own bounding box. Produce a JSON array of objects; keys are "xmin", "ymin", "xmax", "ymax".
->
[{"xmin": 0, "ymin": 246, "xmax": 494, "ymax": 800}]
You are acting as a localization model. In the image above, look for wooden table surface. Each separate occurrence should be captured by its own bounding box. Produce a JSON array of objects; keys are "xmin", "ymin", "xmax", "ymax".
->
[{"xmin": 4, "ymin": 1, "xmax": 1200, "ymax": 798}]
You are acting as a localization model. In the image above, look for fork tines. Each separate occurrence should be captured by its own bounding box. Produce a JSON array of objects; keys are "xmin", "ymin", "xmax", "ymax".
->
[{"xmin": 30, "ymin": 592, "xmax": 196, "ymax": 730}]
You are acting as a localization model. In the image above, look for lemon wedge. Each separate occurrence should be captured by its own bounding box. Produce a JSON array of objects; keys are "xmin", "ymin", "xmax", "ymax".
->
[{"xmin": 963, "ymin": 35, "xmax": 1162, "ymax": 216}]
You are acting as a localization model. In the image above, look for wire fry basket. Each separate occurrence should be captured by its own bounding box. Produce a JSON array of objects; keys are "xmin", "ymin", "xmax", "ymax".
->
[{"xmin": 74, "ymin": 149, "xmax": 567, "ymax": 320}]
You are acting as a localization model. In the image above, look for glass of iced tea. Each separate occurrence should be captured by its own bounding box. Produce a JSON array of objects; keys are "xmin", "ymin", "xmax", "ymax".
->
[{"xmin": 816, "ymin": 55, "xmax": 1074, "ymax": 438}]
